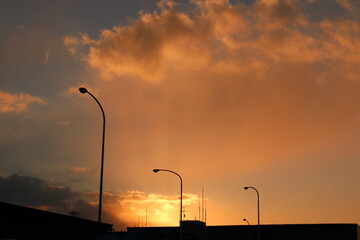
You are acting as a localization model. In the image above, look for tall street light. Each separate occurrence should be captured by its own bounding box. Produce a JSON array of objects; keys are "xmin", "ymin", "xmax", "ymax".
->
[
  {"xmin": 153, "ymin": 169, "xmax": 183, "ymax": 239},
  {"xmin": 244, "ymin": 186, "xmax": 260, "ymax": 240},
  {"xmin": 79, "ymin": 87, "xmax": 105, "ymax": 223}
]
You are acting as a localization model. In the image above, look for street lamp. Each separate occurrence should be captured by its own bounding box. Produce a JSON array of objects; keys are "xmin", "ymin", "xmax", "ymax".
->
[
  {"xmin": 244, "ymin": 186, "xmax": 260, "ymax": 240},
  {"xmin": 79, "ymin": 87, "xmax": 105, "ymax": 223},
  {"xmin": 153, "ymin": 169, "xmax": 183, "ymax": 239},
  {"xmin": 243, "ymin": 218, "xmax": 251, "ymax": 240}
]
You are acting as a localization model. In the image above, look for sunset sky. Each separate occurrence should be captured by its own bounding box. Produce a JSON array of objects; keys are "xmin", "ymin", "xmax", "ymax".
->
[{"xmin": 1, "ymin": 0, "xmax": 359, "ymax": 230}]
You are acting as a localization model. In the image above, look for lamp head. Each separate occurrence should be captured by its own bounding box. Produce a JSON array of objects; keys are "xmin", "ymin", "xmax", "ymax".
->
[
  {"xmin": 79, "ymin": 87, "xmax": 88, "ymax": 94},
  {"xmin": 153, "ymin": 169, "xmax": 160, "ymax": 173},
  {"xmin": 243, "ymin": 219, "xmax": 246, "ymax": 221},
  {"xmin": 244, "ymin": 187, "xmax": 249, "ymax": 190}
]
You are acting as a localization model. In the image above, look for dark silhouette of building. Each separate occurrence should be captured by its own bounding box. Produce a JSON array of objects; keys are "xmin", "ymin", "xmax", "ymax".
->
[
  {"xmin": 0, "ymin": 201, "xmax": 112, "ymax": 240},
  {"xmin": 206, "ymin": 223, "xmax": 359, "ymax": 240},
  {"xmin": 102, "ymin": 220, "xmax": 359, "ymax": 240}
]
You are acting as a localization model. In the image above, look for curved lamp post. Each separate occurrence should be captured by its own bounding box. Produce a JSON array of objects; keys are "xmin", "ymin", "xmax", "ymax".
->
[
  {"xmin": 153, "ymin": 169, "xmax": 183, "ymax": 239},
  {"xmin": 244, "ymin": 186, "xmax": 260, "ymax": 240},
  {"xmin": 79, "ymin": 87, "xmax": 105, "ymax": 223},
  {"xmin": 243, "ymin": 218, "xmax": 251, "ymax": 240}
]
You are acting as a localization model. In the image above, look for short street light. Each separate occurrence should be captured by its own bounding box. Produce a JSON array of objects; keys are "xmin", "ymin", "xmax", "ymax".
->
[
  {"xmin": 153, "ymin": 169, "xmax": 183, "ymax": 239},
  {"xmin": 244, "ymin": 186, "xmax": 260, "ymax": 240},
  {"xmin": 243, "ymin": 218, "xmax": 250, "ymax": 225}
]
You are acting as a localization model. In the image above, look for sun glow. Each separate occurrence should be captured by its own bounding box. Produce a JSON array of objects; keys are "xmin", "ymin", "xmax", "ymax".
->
[{"xmin": 97, "ymin": 191, "xmax": 200, "ymax": 229}]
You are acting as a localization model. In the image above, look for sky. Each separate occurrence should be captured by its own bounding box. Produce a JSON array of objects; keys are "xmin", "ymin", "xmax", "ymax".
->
[{"xmin": 0, "ymin": 0, "xmax": 359, "ymax": 231}]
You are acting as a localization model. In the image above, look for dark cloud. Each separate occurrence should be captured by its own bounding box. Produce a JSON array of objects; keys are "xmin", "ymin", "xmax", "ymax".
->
[
  {"xmin": 68, "ymin": 177, "xmax": 84, "ymax": 183},
  {"xmin": 254, "ymin": 0, "xmax": 303, "ymax": 25},
  {"xmin": 0, "ymin": 174, "xmax": 83, "ymax": 210}
]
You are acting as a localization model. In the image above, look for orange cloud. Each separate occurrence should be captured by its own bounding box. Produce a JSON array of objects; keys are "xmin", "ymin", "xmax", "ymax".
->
[
  {"xmin": 57, "ymin": 121, "xmax": 70, "ymax": 126},
  {"xmin": 0, "ymin": 90, "xmax": 45, "ymax": 113},
  {"xmin": 44, "ymin": 47, "xmax": 51, "ymax": 64},
  {"xmin": 63, "ymin": 35, "xmax": 82, "ymax": 56},
  {"xmin": 65, "ymin": 0, "xmax": 360, "ymax": 84},
  {"xmin": 68, "ymin": 167, "xmax": 86, "ymax": 173}
]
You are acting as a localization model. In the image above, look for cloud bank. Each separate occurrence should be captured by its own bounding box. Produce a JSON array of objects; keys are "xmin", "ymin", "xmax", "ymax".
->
[
  {"xmin": 65, "ymin": 0, "xmax": 360, "ymax": 83},
  {"xmin": 0, "ymin": 174, "xmax": 83, "ymax": 211}
]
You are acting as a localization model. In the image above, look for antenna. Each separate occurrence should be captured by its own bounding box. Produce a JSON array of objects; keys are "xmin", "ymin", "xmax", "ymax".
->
[
  {"xmin": 205, "ymin": 195, "xmax": 207, "ymax": 223},
  {"xmin": 198, "ymin": 194, "xmax": 201, "ymax": 221},
  {"xmin": 202, "ymin": 187, "xmax": 204, "ymax": 222}
]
